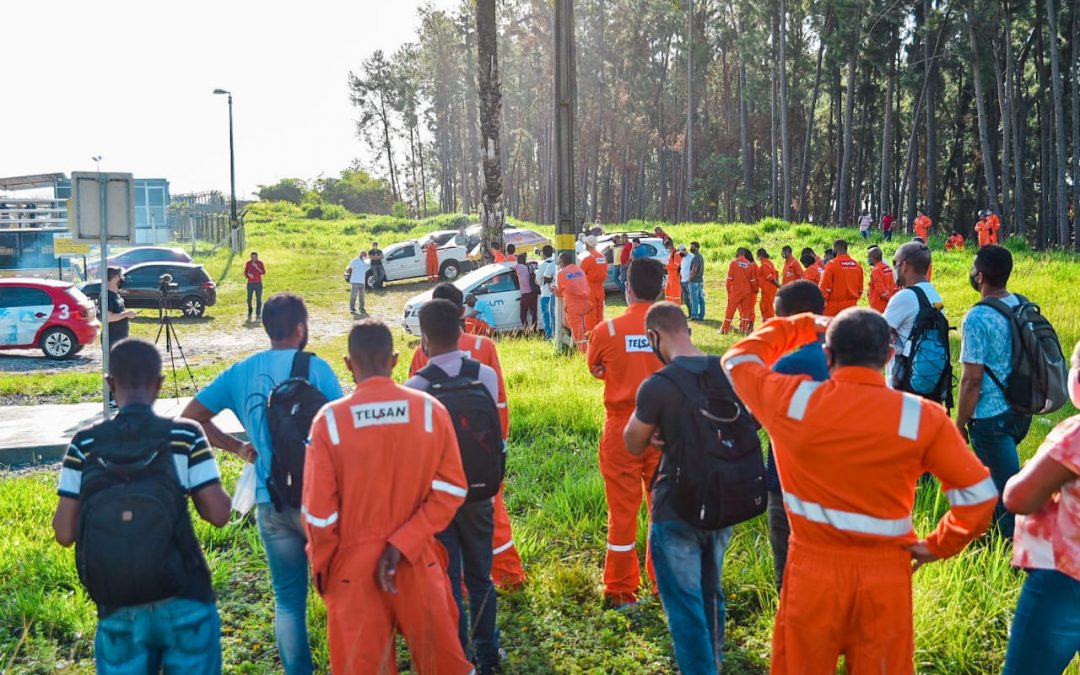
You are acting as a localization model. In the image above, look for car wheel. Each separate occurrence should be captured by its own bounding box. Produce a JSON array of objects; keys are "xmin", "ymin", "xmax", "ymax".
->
[
  {"xmin": 366, "ymin": 271, "xmax": 376, "ymax": 290},
  {"xmin": 40, "ymin": 327, "xmax": 77, "ymax": 359},
  {"xmin": 440, "ymin": 260, "xmax": 461, "ymax": 281},
  {"xmin": 180, "ymin": 296, "xmax": 206, "ymax": 317}
]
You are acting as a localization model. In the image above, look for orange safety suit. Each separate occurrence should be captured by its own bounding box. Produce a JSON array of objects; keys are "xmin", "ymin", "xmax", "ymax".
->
[
  {"xmin": 587, "ymin": 303, "xmax": 662, "ymax": 604},
  {"xmin": 665, "ymin": 251, "xmax": 683, "ymax": 303},
  {"xmin": 819, "ymin": 254, "xmax": 864, "ymax": 316},
  {"xmin": 424, "ymin": 242, "xmax": 440, "ymax": 282},
  {"xmin": 913, "ymin": 215, "xmax": 932, "ymax": 241},
  {"xmin": 945, "ymin": 234, "xmax": 965, "ymax": 251},
  {"xmin": 410, "ymin": 335, "xmax": 525, "ymax": 588},
  {"xmin": 722, "ymin": 256, "xmax": 759, "ymax": 333},
  {"xmin": 492, "ymin": 249, "xmax": 506, "ymax": 263},
  {"xmin": 721, "ymin": 315, "xmax": 996, "ymax": 675},
  {"xmin": 554, "ymin": 264, "xmax": 592, "ymax": 352},
  {"xmin": 758, "ymin": 258, "xmax": 780, "ymax": 321},
  {"xmin": 987, "ymin": 213, "xmax": 1001, "ymax": 244},
  {"xmin": 302, "ymin": 377, "xmax": 475, "ymax": 675},
  {"xmin": 782, "ymin": 256, "xmax": 804, "ymax": 285},
  {"xmin": 579, "ymin": 248, "xmax": 609, "ymax": 327},
  {"xmin": 975, "ymin": 218, "xmax": 992, "ymax": 248},
  {"xmin": 868, "ymin": 260, "xmax": 898, "ymax": 313},
  {"xmin": 802, "ymin": 261, "xmax": 824, "ymax": 286}
]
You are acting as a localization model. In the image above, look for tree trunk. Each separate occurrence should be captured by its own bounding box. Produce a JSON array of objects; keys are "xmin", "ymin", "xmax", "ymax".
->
[
  {"xmin": 967, "ymin": 11, "xmax": 1001, "ymax": 218},
  {"xmin": 1073, "ymin": 1, "xmax": 1080, "ymax": 250},
  {"xmin": 686, "ymin": 0, "xmax": 695, "ymax": 222},
  {"xmin": 738, "ymin": 59, "xmax": 752, "ymax": 221},
  {"xmin": 994, "ymin": 29, "xmax": 1012, "ymax": 236},
  {"xmin": 476, "ymin": 0, "xmax": 504, "ymax": 261},
  {"xmin": 1045, "ymin": 0, "xmax": 1070, "ymax": 245},
  {"xmin": 770, "ymin": 19, "xmax": 779, "ymax": 218},
  {"xmin": 1008, "ymin": 19, "xmax": 1025, "ymax": 237},
  {"xmin": 779, "ymin": 0, "xmax": 791, "ymax": 221},
  {"xmin": 924, "ymin": 0, "xmax": 938, "ymax": 222},
  {"xmin": 798, "ymin": 36, "xmax": 826, "ymax": 223},
  {"xmin": 880, "ymin": 56, "xmax": 895, "ymax": 218},
  {"xmin": 836, "ymin": 44, "xmax": 858, "ymax": 225}
]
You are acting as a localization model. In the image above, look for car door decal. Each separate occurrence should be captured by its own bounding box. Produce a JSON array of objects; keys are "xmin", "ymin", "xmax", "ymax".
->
[{"xmin": 16, "ymin": 303, "xmax": 54, "ymax": 345}]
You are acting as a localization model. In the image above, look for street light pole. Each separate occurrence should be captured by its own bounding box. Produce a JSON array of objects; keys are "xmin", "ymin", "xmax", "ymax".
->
[{"xmin": 213, "ymin": 89, "xmax": 238, "ymax": 228}]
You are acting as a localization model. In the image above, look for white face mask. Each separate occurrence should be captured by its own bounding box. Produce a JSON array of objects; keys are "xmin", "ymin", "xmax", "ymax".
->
[
  {"xmin": 1069, "ymin": 366, "xmax": 1080, "ymax": 409},
  {"xmin": 893, "ymin": 264, "xmax": 902, "ymax": 286}
]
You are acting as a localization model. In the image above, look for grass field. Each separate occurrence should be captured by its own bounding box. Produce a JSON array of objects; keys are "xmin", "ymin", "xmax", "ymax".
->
[{"xmin": 1, "ymin": 202, "xmax": 1078, "ymax": 673}]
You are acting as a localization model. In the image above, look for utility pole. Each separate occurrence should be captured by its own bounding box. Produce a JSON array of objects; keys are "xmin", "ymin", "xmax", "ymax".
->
[{"xmin": 554, "ymin": 0, "xmax": 577, "ymax": 349}]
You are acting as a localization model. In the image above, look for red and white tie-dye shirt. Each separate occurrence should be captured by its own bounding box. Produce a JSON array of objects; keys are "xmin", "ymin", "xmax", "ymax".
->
[{"xmin": 1012, "ymin": 415, "xmax": 1080, "ymax": 582}]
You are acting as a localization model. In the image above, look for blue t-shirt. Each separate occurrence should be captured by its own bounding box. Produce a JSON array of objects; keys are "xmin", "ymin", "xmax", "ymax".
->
[
  {"xmin": 196, "ymin": 349, "xmax": 343, "ymax": 504},
  {"xmin": 471, "ymin": 300, "xmax": 496, "ymax": 327},
  {"xmin": 765, "ymin": 341, "xmax": 830, "ymax": 491},
  {"xmin": 632, "ymin": 244, "xmax": 651, "ymax": 259},
  {"xmin": 961, "ymin": 294, "xmax": 1020, "ymax": 420}
]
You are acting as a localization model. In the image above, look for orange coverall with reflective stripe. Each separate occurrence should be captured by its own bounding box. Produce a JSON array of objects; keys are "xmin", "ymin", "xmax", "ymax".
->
[
  {"xmin": 722, "ymin": 257, "xmax": 759, "ymax": 333},
  {"xmin": 587, "ymin": 303, "xmax": 662, "ymax": 604},
  {"xmin": 782, "ymin": 256, "xmax": 804, "ymax": 285},
  {"xmin": 424, "ymin": 242, "xmax": 440, "ymax": 281},
  {"xmin": 913, "ymin": 215, "xmax": 932, "ymax": 240},
  {"xmin": 868, "ymin": 260, "xmax": 898, "ymax": 313},
  {"xmin": 758, "ymin": 258, "xmax": 779, "ymax": 320},
  {"xmin": 721, "ymin": 315, "xmax": 996, "ymax": 675},
  {"xmin": 579, "ymin": 249, "xmax": 609, "ymax": 326},
  {"xmin": 302, "ymin": 377, "xmax": 474, "ymax": 675},
  {"xmin": 819, "ymin": 254, "xmax": 864, "ymax": 316},
  {"xmin": 410, "ymin": 333, "xmax": 525, "ymax": 588},
  {"xmin": 665, "ymin": 252, "xmax": 683, "ymax": 303},
  {"xmin": 555, "ymin": 264, "xmax": 592, "ymax": 352}
]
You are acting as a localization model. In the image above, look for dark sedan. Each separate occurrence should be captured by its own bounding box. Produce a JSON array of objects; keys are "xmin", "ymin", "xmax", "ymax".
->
[{"xmin": 79, "ymin": 262, "xmax": 217, "ymax": 318}]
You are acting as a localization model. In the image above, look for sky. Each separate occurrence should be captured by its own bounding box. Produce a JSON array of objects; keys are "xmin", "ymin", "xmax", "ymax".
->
[{"xmin": 1, "ymin": 0, "xmax": 457, "ymax": 198}]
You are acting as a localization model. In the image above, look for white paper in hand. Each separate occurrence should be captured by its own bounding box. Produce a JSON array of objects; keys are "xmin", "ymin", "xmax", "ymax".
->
[{"xmin": 231, "ymin": 463, "xmax": 257, "ymax": 516}]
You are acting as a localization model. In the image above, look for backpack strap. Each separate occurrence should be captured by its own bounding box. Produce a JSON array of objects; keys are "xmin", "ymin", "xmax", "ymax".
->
[
  {"xmin": 974, "ymin": 296, "xmax": 1023, "ymax": 395},
  {"xmin": 908, "ymin": 284, "xmax": 930, "ymax": 310},
  {"xmin": 655, "ymin": 356, "xmax": 723, "ymax": 400},
  {"xmin": 459, "ymin": 358, "xmax": 481, "ymax": 380},
  {"xmin": 417, "ymin": 363, "xmax": 451, "ymax": 385},
  {"xmin": 289, "ymin": 351, "xmax": 313, "ymax": 380}
]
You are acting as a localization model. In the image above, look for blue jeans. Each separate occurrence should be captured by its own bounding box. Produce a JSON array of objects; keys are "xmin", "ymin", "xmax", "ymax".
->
[
  {"xmin": 436, "ymin": 499, "xmax": 500, "ymax": 668},
  {"xmin": 650, "ymin": 518, "xmax": 734, "ymax": 675},
  {"xmin": 256, "ymin": 504, "xmax": 314, "ymax": 675},
  {"xmin": 1003, "ymin": 569, "xmax": 1080, "ymax": 674},
  {"xmin": 883, "ymin": 229, "xmax": 894, "ymax": 242},
  {"xmin": 95, "ymin": 598, "xmax": 221, "ymax": 675},
  {"xmin": 540, "ymin": 295, "xmax": 554, "ymax": 339},
  {"xmin": 681, "ymin": 282, "xmax": 691, "ymax": 315},
  {"xmin": 688, "ymin": 282, "xmax": 706, "ymax": 320},
  {"xmin": 968, "ymin": 410, "xmax": 1031, "ymax": 538},
  {"xmin": 614, "ymin": 265, "xmax": 626, "ymax": 292}
]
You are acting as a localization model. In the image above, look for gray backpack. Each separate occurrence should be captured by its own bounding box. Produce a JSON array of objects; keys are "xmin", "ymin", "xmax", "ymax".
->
[{"xmin": 977, "ymin": 294, "xmax": 1069, "ymax": 415}]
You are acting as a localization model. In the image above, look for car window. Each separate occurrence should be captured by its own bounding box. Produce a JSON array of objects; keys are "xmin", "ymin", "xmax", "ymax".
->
[
  {"xmin": 125, "ymin": 267, "xmax": 161, "ymax": 286},
  {"xmin": 388, "ymin": 245, "xmax": 415, "ymax": 261},
  {"xmin": 187, "ymin": 267, "xmax": 210, "ymax": 283},
  {"xmin": 0, "ymin": 287, "xmax": 51, "ymax": 307},
  {"xmin": 472, "ymin": 272, "xmax": 519, "ymax": 296}
]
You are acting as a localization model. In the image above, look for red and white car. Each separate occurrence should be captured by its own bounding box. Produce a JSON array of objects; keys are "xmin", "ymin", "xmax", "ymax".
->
[{"xmin": 0, "ymin": 279, "xmax": 100, "ymax": 359}]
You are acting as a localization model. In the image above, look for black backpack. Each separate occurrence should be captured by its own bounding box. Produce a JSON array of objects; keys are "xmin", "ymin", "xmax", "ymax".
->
[
  {"xmin": 75, "ymin": 417, "xmax": 204, "ymax": 608},
  {"xmin": 977, "ymin": 294, "xmax": 1069, "ymax": 415},
  {"xmin": 654, "ymin": 358, "xmax": 766, "ymax": 530},
  {"xmin": 418, "ymin": 359, "xmax": 505, "ymax": 501},
  {"xmin": 267, "ymin": 352, "xmax": 329, "ymax": 511},
  {"xmin": 891, "ymin": 286, "xmax": 954, "ymax": 411}
]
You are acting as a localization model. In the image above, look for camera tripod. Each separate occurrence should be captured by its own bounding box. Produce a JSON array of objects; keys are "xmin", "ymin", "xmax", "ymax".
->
[{"xmin": 155, "ymin": 291, "xmax": 198, "ymax": 400}]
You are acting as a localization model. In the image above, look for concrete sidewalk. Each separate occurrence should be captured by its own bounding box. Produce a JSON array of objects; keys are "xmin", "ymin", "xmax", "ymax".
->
[{"xmin": 0, "ymin": 398, "xmax": 246, "ymax": 466}]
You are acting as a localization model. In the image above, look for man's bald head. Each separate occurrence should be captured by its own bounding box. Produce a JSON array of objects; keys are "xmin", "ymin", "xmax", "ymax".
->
[
  {"xmin": 833, "ymin": 239, "xmax": 849, "ymax": 254},
  {"xmin": 894, "ymin": 241, "xmax": 931, "ymax": 275},
  {"xmin": 825, "ymin": 308, "xmax": 892, "ymax": 370},
  {"xmin": 868, "ymin": 246, "xmax": 883, "ymax": 263},
  {"xmin": 645, "ymin": 302, "xmax": 690, "ymax": 338}
]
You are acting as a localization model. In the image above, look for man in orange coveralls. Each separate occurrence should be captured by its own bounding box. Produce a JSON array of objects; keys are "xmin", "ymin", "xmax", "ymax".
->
[
  {"xmin": 986, "ymin": 209, "xmax": 1001, "ymax": 244},
  {"xmin": 587, "ymin": 258, "xmax": 665, "ymax": 607},
  {"xmin": 424, "ymin": 239, "xmax": 440, "ymax": 282},
  {"xmin": 721, "ymin": 309, "xmax": 996, "ymax": 674},
  {"xmin": 781, "ymin": 246, "xmax": 804, "ymax": 285},
  {"xmin": 819, "ymin": 239, "xmax": 864, "ymax": 316},
  {"xmin": 302, "ymin": 319, "xmax": 474, "ymax": 675},
  {"xmin": 945, "ymin": 232, "xmax": 966, "ymax": 251},
  {"xmin": 975, "ymin": 211, "xmax": 993, "ymax": 248},
  {"xmin": 554, "ymin": 251, "xmax": 592, "ymax": 352},
  {"xmin": 721, "ymin": 248, "xmax": 759, "ymax": 334},
  {"xmin": 867, "ymin": 246, "xmax": 898, "ymax": 313},
  {"xmin": 664, "ymin": 240, "xmax": 682, "ymax": 304},
  {"xmin": 913, "ymin": 210, "xmax": 933, "ymax": 240},
  {"xmin": 410, "ymin": 282, "xmax": 526, "ymax": 589},
  {"xmin": 799, "ymin": 250, "xmax": 824, "ymax": 285},
  {"xmin": 757, "ymin": 248, "xmax": 781, "ymax": 321},
  {"xmin": 579, "ymin": 236, "xmax": 609, "ymax": 326}
]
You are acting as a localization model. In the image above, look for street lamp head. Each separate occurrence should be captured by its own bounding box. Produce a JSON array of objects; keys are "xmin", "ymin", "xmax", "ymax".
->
[{"xmin": 213, "ymin": 88, "xmax": 230, "ymax": 95}]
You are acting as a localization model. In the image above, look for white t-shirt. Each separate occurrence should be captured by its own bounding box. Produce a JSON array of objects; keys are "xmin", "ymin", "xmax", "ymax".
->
[
  {"xmin": 859, "ymin": 214, "xmax": 873, "ymax": 231},
  {"xmin": 537, "ymin": 257, "xmax": 557, "ymax": 298},
  {"xmin": 679, "ymin": 253, "xmax": 694, "ymax": 283},
  {"xmin": 348, "ymin": 256, "xmax": 369, "ymax": 284},
  {"xmin": 575, "ymin": 240, "xmax": 586, "ymax": 255},
  {"xmin": 883, "ymin": 282, "xmax": 944, "ymax": 387}
]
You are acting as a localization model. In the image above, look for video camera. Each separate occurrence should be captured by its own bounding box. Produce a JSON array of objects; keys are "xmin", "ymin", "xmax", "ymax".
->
[{"xmin": 158, "ymin": 273, "xmax": 179, "ymax": 295}]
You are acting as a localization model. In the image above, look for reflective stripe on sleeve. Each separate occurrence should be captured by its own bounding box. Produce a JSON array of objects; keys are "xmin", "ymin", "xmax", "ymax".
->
[
  {"xmin": 301, "ymin": 505, "xmax": 339, "ymax": 528},
  {"xmin": 424, "ymin": 399, "xmax": 433, "ymax": 433},
  {"xmin": 723, "ymin": 354, "xmax": 765, "ymax": 371},
  {"xmin": 607, "ymin": 542, "xmax": 637, "ymax": 552},
  {"xmin": 607, "ymin": 320, "xmax": 615, "ymax": 336},
  {"xmin": 496, "ymin": 402, "xmax": 508, "ymax": 409},
  {"xmin": 432, "ymin": 480, "xmax": 468, "ymax": 498},
  {"xmin": 783, "ymin": 491, "xmax": 913, "ymax": 537},
  {"xmin": 945, "ymin": 476, "xmax": 998, "ymax": 507},
  {"xmin": 474, "ymin": 336, "xmax": 483, "ymax": 351},
  {"xmin": 898, "ymin": 394, "xmax": 921, "ymax": 441},
  {"xmin": 323, "ymin": 408, "xmax": 341, "ymax": 445},
  {"xmin": 786, "ymin": 381, "xmax": 821, "ymax": 421},
  {"xmin": 492, "ymin": 539, "xmax": 515, "ymax": 555}
]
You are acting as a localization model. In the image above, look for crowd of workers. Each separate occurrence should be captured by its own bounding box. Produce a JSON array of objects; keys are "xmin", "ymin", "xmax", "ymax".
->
[{"xmin": 48, "ymin": 217, "xmax": 1080, "ymax": 674}]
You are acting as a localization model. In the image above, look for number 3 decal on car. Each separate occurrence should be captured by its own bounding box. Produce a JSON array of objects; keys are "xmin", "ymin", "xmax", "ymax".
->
[{"xmin": 57, "ymin": 304, "xmax": 70, "ymax": 320}]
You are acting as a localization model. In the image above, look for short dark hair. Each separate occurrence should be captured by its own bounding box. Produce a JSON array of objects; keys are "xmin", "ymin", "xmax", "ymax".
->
[
  {"xmin": 646, "ymin": 301, "xmax": 690, "ymax": 336},
  {"xmin": 799, "ymin": 252, "xmax": 816, "ymax": 267},
  {"xmin": 348, "ymin": 319, "xmax": 393, "ymax": 371},
  {"xmin": 826, "ymin": 308, "xmax": 891, "ymax": 369},
  {"xmin": 107, "ymin": 266, "xmax": 123, "ymax": 282},
  {"xmin": 542, "ymin": 244, "xmax": 554, "ymax": 257},
  {"xmin": 833, "ymin": 239, "xmax": 849, "ymax": 254},
  {"xmin": 109, "ymin": 338, "xmax": 161, "ymax": 390},
  {"xmin": 868, "ymin": 246, "xmax": 882, "ymax": 262},
  {"xmin": 894, "ymin": 242, "xmax": 931, "ymax": 274},
  {"xmin": 558, "ymin": 251, "xmax": 575, "ymax": 265},
  {"xmin": 757, "ymin": 248, "xmax": 769, "ymax": 258},
  {"xmin": 632, "ymin": 237, "xmax": 641, "ymax": 245},
  {"xmin": 506, "ymin": 244, "xmax": 516, "ymax": 255},
  {"xmin": 690, "ymin": 241, "xmax": 700, "ymax": 250},
  {"xmin": 628, "ymin": 258, "xmax": 664, "ymax": 301},
  {"xmin": 419, "ymin": 299, "xmax": 462, "ymax": 348},
  {"xmin": 782, "ymin": 245, "xmax": 793, "ymax": 255},
  {"xmin": 974, "ymin": 245, "xmax": 1013, "ymax": 288},
  {"xmin": 775, "ymin": 280, "xmax": 825, "ymax": 317},
  {"xmin": 250, "ymin": 251, "xmax": 258, "ymax": 257},
  {"xmin": 262, "ymin": 293, "xmax": 308, "ymax": 341},
  {"xmin": 800, "ymin": 247, "xmax": 815, "ymax": 257},
  {"xmin": 432, "ymin": 282, "xmax": 464, "ymax": 308}
]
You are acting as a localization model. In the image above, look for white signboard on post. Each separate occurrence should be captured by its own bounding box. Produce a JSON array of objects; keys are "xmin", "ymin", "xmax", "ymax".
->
[{"xmin": 70, "ymin": 172, "xmax": 135, "ymax": 243}]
